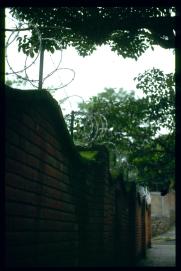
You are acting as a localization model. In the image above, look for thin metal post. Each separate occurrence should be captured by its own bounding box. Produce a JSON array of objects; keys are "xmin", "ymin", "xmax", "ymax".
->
[{"xmin": 38, "ymin": 37, "xmax": 44, "ymax": 90}]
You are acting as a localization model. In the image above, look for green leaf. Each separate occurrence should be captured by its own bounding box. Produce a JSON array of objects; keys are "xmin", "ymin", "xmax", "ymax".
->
[
  {"xmin": 10, "ymin": 7, "xmax": 175, "ymax": 59},
  {"xmin": 30, "ymin": 51, "xmax": 34, "ymax": 58}
]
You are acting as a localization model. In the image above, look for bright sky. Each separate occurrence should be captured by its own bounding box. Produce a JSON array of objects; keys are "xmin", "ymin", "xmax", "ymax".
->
[{"xmin": 5, "ymin": 9, "xmax": 175, "ymax": 114}]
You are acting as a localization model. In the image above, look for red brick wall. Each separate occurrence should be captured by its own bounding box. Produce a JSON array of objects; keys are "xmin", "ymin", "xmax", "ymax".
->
[
  {"xmin": 75, "ymin": 154, "xmax": 106, "ymax": 266},
  {"xmin": 114, "ymin": 182, "xmax": 131, "ymax": 266},
  {"xmin": 5, "ymin": 88, "xmax": 115, "ymax": 267},
  {"xmin": 135, "ymin": 199, "xmax": 142, "ymax": 259},
  {"xmin": 5, "ymin": 86, "xmax": 152, "ymax": 267},
  {"xmin": 103, "ymin": 158, "xmax": 115, "ymax": 266},
  {"xmin": 146, "ymin": 205, "xmax": 152, "ymax": 248},
  {"xmin": 74, "ymin": 147, "xmax": 115, "ymax": 266},
  {"xmin": 116, "ymin": 184, "xmax": 151, "ymax": 264},
  {"xmin": 5, "ymin": 90, "xmax": 79, "ymax": 267},
  {"xmin": 141, "ymin": 200, "xmax": 146, "ymax": 257},
  {"xmin": 134, "ymin": 196, "xmax": 151, "ymax": 260}
]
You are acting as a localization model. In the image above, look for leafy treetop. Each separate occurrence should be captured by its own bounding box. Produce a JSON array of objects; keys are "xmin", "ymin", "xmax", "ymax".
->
[
  {"xmin": 135, "ymin": 68, "xmax": 175, "ymax": 133},
  {"xmin": 73, "ymin": 68, "xmax": 175, "ymax": 191},
  {"xmin": 10, "ymin": 7, "xmax": 175, "ymax": 59}
]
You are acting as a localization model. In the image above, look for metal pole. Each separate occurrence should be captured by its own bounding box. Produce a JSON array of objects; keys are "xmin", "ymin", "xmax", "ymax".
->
[{"xmin": 38, "ymin": 36, "xmax": 44, "ymax": 90}]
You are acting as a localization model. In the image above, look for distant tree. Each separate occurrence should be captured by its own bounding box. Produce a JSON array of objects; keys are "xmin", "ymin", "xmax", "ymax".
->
[
  {"xmin": 8, "ymin": 7, "xmax": 175, "ymax": 191},
  {"xmin": 76, "ymin": 87, "xmax": 150, "ymax": 161},
  {"xmin": 10, "ymin": 7, "xmax": 175, "ymax": 59},
  {"xmin": 73, "ymin": 67, "xmax": 175, "ymax": 191},
  {"xmin": 135, "ymin": 68, "xmax": 175, "ymax": 133},
  {"xmin": 129, "ymin": 132, "xmax": 175, "ymax": 191},
  {"xmin": 133, "ymin": 68, "xmax": 175, "ymax": 190}
]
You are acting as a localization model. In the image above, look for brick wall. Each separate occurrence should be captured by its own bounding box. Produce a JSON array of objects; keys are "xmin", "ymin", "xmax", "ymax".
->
[
  {"xmin": 135, "ymin": 196, "xmax": 143, "ymax": 259},
  {"xmin": 129, "ymin": 184, "xmax": 148, "ymax": 263},
  {"xmin": 5, "ymin": 86, "xmax": 151, "ymax": 267},
  {"xmin": 5, "ymin": 87, "xmax": 114, "ymax": 267},
  {"xmin": 113, "ymin": 181, "xmax": 151, "ymax": 266},
  {"xmin": 73, "ymin": 148, "xmax": 108, "ymax": 266},
  {"xmin": 146, "ymin": 205, "xmax": 152, "ymax": 248},
  {"xmin": 5, "ymin": 87, "xmax": 80, "ymax": 267},
  {"xmin": 116, "ymin": 183, "xmax": 132, "ymax": 266}
]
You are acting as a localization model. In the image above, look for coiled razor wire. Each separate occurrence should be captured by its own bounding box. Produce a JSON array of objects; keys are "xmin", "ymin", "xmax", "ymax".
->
[
  {"xmin": 63, "ymin": 107, "xmax": 131, "ymax": 170},
  {"xmin": 5, "ymin": 16, "xmax": 75, "ymax": 92},
  {"xmin": 5, "ymin": 15, "xmax": 138, "ymax": 175},
  {"xmin": 64, "ymin": 111, "xmax": 108, "ymax": 146}
]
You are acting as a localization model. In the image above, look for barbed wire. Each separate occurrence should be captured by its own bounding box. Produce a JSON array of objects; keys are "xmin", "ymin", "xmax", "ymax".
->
[
  {"xmin": 63, "ymin": 109, "xmax": 133, "ymax": 171},
  {"xmin": 5, "ymin": 13, "xmax": 133, "ymax": 174},
  {"xmin": 59, "ymin": 95, "xmax": 85, "ymax": 104},
  {"xmin": 44, "ymin": 52, "xmax": 63, "ymax": 82},
  {"xmin": 64, "ymin": 111, "xmax": 108, "ymax": 145},
  {"xmin": 5, "ymin": 27, "xmax": 40, "ymax": 76},
  {"xmin": 48, "ymin": 54, "xmax": 75, "ymax": 111},
  {"xmin": 5, "ymin": 14, "xmax": 75, "ymax": 93},
  {"xmin": 4, "ymin": 13, "xmax": 141, "ymax": 184}
]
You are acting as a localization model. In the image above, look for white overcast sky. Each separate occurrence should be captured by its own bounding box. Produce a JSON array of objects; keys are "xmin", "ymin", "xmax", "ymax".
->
[{"xmin": 5, "ymin": 8, "xmax": 175, "ymax": 113}]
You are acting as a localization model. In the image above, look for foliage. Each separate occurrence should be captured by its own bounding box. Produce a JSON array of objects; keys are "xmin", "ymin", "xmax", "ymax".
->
[
  {"xmin": 135, "ymin": 68, "xmax": 175, "ymax": 132},
  {"xmin": 75, "ymin": 88, "xmax": 150, "ymax": 178},
  {"xmin": 10, "ymin": 7, "xmax": 175, "ymax": 59},
  {"xmin": 6, "ymin": 79, "xmax": 14, "ymax": 87},
  {"xmin": 129, "ymin": 132, "xmax": 175, "ymax": 190},
  {"xmin": 131, "ymin": 69, "xmax": 175, "ymax": 190},
  {"xmin": 5, "ymin": 78, "xmax": 27, "ymax": 88},
  {"xmin": 74, "ymin": 70, "xmax": 175, "ymax": 191},
  {"xmin": 79, "ymin": 151, "xmax": 98, "ymax": 161},
  {"xmin": 77, "ymin": 88, "xmax": 155, "ymax": 154}
]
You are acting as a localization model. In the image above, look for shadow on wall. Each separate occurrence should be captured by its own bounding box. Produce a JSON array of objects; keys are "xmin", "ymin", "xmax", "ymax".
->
[
  {"xmin": 5, "ymin": 85, "xmax": 152, "ymax": 267},
  {"xmin": 151, "ymin": 191, "xmax": 175, "ymax": 237}
]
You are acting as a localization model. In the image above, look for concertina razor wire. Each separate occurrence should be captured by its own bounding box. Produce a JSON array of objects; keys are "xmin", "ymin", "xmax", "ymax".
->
[
  {"xmin": 5, "ymin": 15, "xmax": 75, "ymax": 92},
  {"xmin": 5, "ymin": 14, "xmax": 137, "ymax": 176}
]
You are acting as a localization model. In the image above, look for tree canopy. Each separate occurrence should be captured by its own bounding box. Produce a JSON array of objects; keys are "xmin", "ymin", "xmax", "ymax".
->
[
  {"xmin": 135, "ymin": 68, "xmax": 175, "ymax": 133},
  {"xmin": 10, "ymin": 7, "xmax": 175, "ymax": 59},
  {"xmin": 69, "ymin": 68, "xmax": 175, "ymax": 191},
  {"xmin": 7, "ymin": 7, "xmax": 175, "ymax": 191}
]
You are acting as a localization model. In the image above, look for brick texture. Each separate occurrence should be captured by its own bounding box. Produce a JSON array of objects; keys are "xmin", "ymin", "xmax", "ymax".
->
[{"xmin": 5, "ymin": 86, "xmax": 151, "ymax": 267}]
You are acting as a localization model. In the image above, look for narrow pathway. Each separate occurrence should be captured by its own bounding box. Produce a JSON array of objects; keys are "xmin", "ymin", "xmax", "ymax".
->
[{"xmin": 136, "ymin": 225, "xmax": 176, "ymax": 267}]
